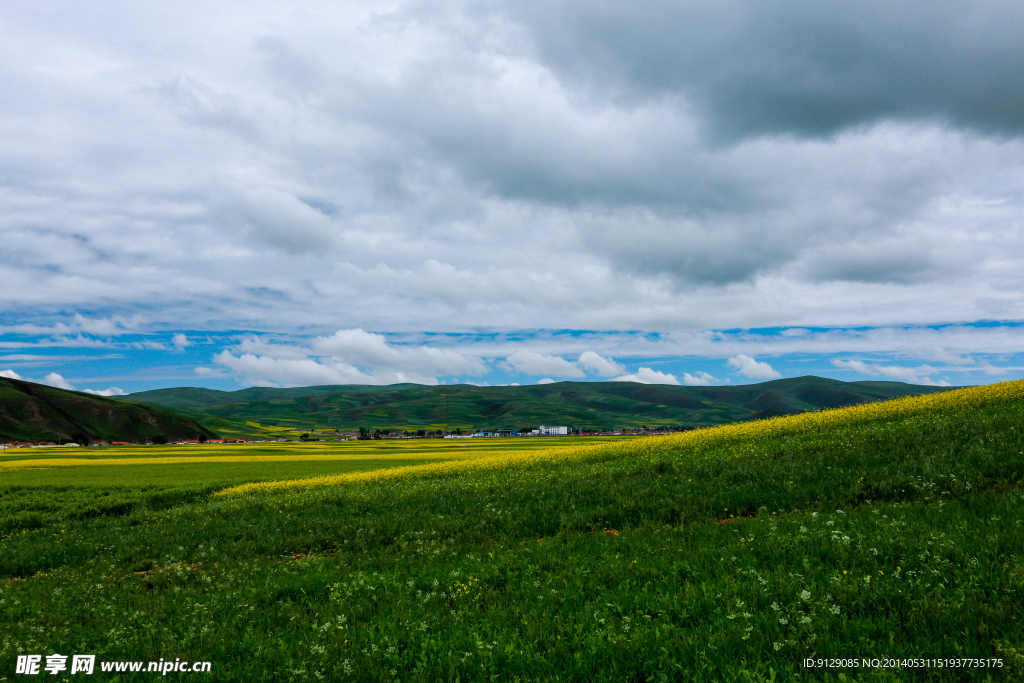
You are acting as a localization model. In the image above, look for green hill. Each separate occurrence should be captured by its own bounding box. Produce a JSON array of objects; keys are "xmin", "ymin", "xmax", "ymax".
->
[
  {"xmin": 123, "ymin": 376, "xmax": 947, "ymax": 433},
  {"xmin": 0, "ymin": 377, "xmax": 219, "ymax": 444},
  {"xmin": 121, "ymin": 383, "xmax": 413, "ymax": 408}
]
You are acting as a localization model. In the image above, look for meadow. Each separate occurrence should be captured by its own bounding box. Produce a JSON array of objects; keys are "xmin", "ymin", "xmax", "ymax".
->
[
  {"xmin": 1, "ymin": 382, "xmax": 1023, "ymax": 681},
  {"xmin": 0, "ymin": 439, "xmax": 615, "ymax": 531}
]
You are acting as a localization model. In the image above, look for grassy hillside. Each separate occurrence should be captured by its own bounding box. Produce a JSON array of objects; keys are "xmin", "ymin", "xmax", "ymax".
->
[
  {"xmin": 124, "ymin": 383, "xmax": 417, "ymax": 408},
  {"xmin": 124, "ymin": 376, "xmax": 947, "ymax": 433},
  {"xmin": 1, "ymin": 380, "xmax": 1021, "ymax": 680},
  {"xmin": 0, "ymin": 377, "xmax": 219, "ymax": 444}
]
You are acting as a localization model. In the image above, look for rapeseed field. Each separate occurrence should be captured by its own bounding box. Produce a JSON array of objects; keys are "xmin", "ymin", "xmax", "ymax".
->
[
  {"xmin": 1, "ymin": 381, "xmax": 1023, "ymax": 681},
  {"xmin": 219, "ymin": 378, "xmax": 1024, "ymax": 499}
]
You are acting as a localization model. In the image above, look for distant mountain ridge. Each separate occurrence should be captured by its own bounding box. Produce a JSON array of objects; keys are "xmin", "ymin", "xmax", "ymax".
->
[
  {"xmin": 122, "ymin": 377, "xmax": 948, "ymax": 433},
  {"xmin": 124, "ymin": 383, "xmax": 416, "ymax": 408},
  {"xmin": 0, "ymin": 377, "xmax": 219, "ymax": 444}
]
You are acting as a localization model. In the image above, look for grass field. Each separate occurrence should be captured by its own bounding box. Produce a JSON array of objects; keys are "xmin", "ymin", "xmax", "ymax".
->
[
  {"xmin": 0, "ymin": 438, "xmax": 615, "ymax": 529},
  {"xmin": 1, "ymin": 382, "xmax": 1023, "ymax": 681}
]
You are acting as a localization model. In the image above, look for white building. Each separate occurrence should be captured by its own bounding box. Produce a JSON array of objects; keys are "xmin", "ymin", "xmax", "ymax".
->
[{"xmin": 532, "ymin": 425, "xmax": 568, "ymax": 436}]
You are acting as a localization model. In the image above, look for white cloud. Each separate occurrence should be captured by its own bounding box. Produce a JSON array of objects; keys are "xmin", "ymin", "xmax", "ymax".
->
[
  {"xmin": 504, "ymin": 351, "xmax": 584, "ymax": 378},
  {"xmin": 70, "ymin": 314, "xmax": 137, "ymax": 337},
  {"xmin": 213, "ymin": 184, "xmax": 335, "ymax": 255},
  {"xmin": 172, "ymin": 333, "xmax": 191, "ymax": 349},
  {"xmin": 727, "ymin": 355, "xmax": 782, "ymax": 379},
  {"xmin": 215, "ymin": 351, "xmax": 375, "ymax": 388},
  {"xmin": 3, "ymin": 369, "xmax": 126, "ymax": 394},
  {"xmin": 1, "ymin": 369, "xmax": 127, "ymax": 394},
  {"xmin": 682, "ymin": 371, "xmax": 718, "ymax": 386},
  {"xmin": 41, "ymin": 372, "xmax": 75, "ymax": 390},
  {"xmin": 133, "ymin": 341, "xmax": 169, "ymax": 350},
  {"xmin": 1, "ymin": 315, "xmax": 138, "ymax": 339},
  {"xmin": 238, "ymin": 337, "xmax": 314, "ymax": 360},
  {"xmin": 213, "ymin": 329, "xmax": 488, "ymax": 387},
  {"xmin": 313, "ymin": 329, "xmax": 485, "ymax": 377},
  {"xmin": 83, "ymin": 387, "xmax": 126, "ymax": 396},
  {"xmin": 537, "ymin": 378, "xmax": 556, "ymax": 384},
  {"xmin": 832, "ymin": 359, "xmax": 951, "ymax": 386},
  {"xmin": 613, "ymin": 367, "xmax": 681, "ymax": 385},
  {"xmin": 577, "ymin": 351, "xmax": 625, "ymax": 377}
]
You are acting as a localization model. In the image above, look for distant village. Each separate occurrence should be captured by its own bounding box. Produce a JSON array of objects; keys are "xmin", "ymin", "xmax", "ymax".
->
[
  {"xmin": 1, "ymin": 424, "xmax": 688, "ymax": 449},
  {"xmin": 313, "ymin": 424, "xmax": 683, "ymax": 441}
]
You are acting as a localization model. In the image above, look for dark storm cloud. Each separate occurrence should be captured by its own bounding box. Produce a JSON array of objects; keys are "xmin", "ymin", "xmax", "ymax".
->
[
  {"xmin": 327, "ymin": 1, "xmax": 1023, "ymax": 289},
  {"xmin": 498, "ymin": 0, "xmax": 1024, "ymax": 140}
]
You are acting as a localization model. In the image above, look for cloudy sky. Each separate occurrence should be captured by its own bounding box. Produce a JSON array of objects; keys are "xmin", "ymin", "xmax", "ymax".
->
[{"xmin": 2, "ymin": 0, "xmax": 1022, "ymax": 394}]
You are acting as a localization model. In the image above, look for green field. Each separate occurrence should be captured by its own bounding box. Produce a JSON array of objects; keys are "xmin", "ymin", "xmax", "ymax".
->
[
  {"xmin": 0, "ymin": 438, "xmax": 613, "ymax": 525},
  {"xmin": 1, "ymin": 382, "xmax": 1023, "ymax": 681}
]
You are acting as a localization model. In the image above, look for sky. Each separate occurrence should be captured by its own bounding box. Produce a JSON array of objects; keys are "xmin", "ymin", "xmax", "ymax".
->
[{"xmin": 1, "ymin": 0, "xmax": 1022, "ymax": 394}]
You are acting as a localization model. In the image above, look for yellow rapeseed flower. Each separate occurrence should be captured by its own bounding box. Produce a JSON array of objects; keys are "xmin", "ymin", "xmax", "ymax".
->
[{"xmin": 214, "ymin": 380, "xmax": 1024, "ymax": 499}]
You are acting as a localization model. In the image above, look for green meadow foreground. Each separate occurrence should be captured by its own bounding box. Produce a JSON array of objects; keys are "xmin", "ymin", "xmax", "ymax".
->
[{"xmin": 2, "ymin": 384, "xmax": 1023, "ymax": 681}]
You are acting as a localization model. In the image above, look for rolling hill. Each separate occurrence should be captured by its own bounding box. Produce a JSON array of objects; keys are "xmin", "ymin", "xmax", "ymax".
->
[
  {"xmin": 122, "ymin": 376, "xmax": 948, "ymax": 433},
  {"xmin": 0, "ymin": 377, "xmax": 219, "ymax": 444}
]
